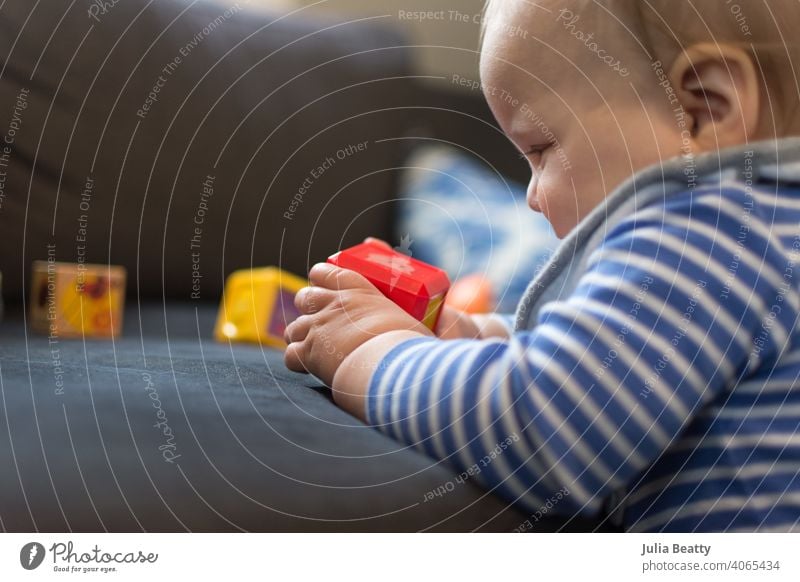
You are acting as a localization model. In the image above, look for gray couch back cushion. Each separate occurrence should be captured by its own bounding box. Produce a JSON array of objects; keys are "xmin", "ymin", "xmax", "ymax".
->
[{"xmin": 0, "ymin": 0, "xmax": 413, "ymax": 301}]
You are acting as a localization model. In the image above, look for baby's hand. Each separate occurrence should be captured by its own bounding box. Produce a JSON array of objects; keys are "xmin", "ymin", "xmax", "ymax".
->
[
  {"xmin": 436, "ymin": 306, "xmax": 513, "ymax": 340},
  {"xmin": 435, "ymin": 305, "xmax": 482, "ymax": 339},
  {"xmin": 284, "ymin": 263, "xmax": 433, "ymax": 386}
]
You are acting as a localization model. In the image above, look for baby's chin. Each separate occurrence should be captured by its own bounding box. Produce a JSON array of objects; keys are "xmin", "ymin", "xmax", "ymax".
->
[
  {"xmin": 550, "ymin": 220, "xmax": 574, "ymax": 240},
  {"xmin": 531, "ymin": 197, "xmax": 575, "ymax": 239}
]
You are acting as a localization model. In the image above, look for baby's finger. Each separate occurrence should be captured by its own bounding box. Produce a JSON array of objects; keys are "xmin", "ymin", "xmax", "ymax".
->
[
  {"xmin": 294, "ymin": 285, "xmax": 333, "ymax": 314},
  {"xmin": 309, "ymin": 262, "xmax": 374, "ymax": 291},
  {"xmin": 285, "ymin": 315, "xmax": 312, "ymax": 344},
  {"xmin": 284, "ymin": 341, "xmax": 310, "ymax": 374}
]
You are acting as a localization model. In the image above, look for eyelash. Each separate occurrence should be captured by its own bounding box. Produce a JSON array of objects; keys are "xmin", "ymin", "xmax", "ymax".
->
[{"xmin": 519, "ymin": 144, "xmax": 550, "ymax": 160}]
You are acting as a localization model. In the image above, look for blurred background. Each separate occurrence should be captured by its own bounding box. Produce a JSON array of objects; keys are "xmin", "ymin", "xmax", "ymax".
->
[
  {"xmin": 0, "ymin": 0, "xmax": 555, "ymax": 314},
  {"xmin": 266, "ymin": 0, "xmax": 487, "ymax": 82}
]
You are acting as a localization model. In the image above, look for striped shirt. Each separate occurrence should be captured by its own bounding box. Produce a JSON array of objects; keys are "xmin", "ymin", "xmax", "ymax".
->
[{"xmin": 367, "ymin": 139, "xmax": 800, "ymax": 532}]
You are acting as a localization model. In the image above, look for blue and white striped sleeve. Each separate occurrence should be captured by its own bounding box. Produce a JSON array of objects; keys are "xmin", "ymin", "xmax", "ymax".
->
[{"xmin": 365, "ymin": 188, "xmax": 796, "ymax": 516}]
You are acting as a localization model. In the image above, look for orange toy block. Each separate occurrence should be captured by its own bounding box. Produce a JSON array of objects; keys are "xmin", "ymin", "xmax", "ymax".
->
[
  {"xmin": 30, "ymin": 261, "xmax": 126, "ymax": 338},
  {"xmin": 444, "ymin": 274, "xmax": 495, "ymax": 314}
]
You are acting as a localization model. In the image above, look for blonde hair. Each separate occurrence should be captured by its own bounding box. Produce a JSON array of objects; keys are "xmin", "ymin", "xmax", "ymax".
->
[{"xmin": 483, "ymin": 0, "xmax": 800, "ymax": 134}]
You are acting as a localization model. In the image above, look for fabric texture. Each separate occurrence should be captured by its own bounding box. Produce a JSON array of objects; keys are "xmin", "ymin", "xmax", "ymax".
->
[
  {"xmin": 367, "ymin": 138, "xmax": 800, "ymax": 532},
  {"xmin": 0, "ymin": 302, "xmax": 533, "ymax": 532}
]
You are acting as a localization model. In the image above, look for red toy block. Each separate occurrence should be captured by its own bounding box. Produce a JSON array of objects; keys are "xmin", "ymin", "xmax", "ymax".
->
[{"xmin": 327, "ymin": 241, "xmax": 450, "ymax": 330}]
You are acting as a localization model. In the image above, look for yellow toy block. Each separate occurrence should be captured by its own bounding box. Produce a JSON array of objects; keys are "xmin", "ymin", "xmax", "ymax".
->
[
  {"xmin": 30, "ymin": 261, "xmax": 126, "ymax": 338},
  {"xmin": 214, "ymin": 267, "xmax": 308, "ymax": 349}
]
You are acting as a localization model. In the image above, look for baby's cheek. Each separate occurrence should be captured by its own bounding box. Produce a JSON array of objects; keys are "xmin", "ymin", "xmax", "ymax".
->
[{"xmin": 538, "ymin": 168, "xmax": 571, "ymax": 204}]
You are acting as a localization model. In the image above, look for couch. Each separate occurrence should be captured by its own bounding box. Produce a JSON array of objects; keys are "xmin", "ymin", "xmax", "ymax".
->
[{"xmin": 0, "ymin": 0, "xmax": 587, "ymax": 531}]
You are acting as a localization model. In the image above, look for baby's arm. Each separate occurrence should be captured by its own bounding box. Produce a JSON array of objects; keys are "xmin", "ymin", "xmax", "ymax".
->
[{"xmin": 337, "ymin": 189, "xmax": 794, "ymax": 519}]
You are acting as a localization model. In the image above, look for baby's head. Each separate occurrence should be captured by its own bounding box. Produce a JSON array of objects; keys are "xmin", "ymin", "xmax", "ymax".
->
[{"xmin": 480, "ymin": 0, "xmax": 800, "ymax": 236}]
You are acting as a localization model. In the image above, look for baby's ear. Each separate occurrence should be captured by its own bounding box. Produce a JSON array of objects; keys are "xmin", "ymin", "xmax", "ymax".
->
[{"xmin": 668, "ymin": 42, "xmax": 761, "ymax": 151}]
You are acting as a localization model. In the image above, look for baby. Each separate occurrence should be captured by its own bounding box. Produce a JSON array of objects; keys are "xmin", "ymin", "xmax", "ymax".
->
[{"xmin": 285, "ymin": 0, "xmax": 800, "ymax": 532}]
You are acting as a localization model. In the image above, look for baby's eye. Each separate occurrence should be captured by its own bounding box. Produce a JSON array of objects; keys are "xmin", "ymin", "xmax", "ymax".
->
[{"xmin": 519, "ymin": 143, "xmax": 550, "ymax": 161}]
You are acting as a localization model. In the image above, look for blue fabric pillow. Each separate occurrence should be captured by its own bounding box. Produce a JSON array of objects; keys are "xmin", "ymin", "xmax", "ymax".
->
[{"xmin": 396, "ymin": 145, "xmax": 558, "ymax": 313}]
